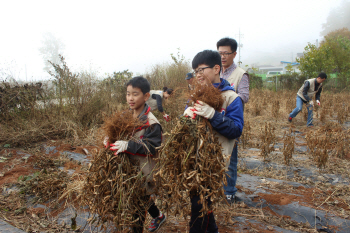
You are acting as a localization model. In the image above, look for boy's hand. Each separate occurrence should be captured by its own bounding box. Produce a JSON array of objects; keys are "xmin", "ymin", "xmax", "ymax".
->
[
  {"xmin": 194, "ymin": 100, "xmax": 215, "ymax": 119},
  {"xmin": 110, "ymin": 141, "xmax": 128, "ymax": 155},
  {"xmin": 183, "ymin": 107, "xmax": 196, "ymax": 119},
  {"xmin": 103, "ymin": 136, "xmax": 110, "ymax": 148},
  {"xmin": 309, "ymin": 100, "xmax": 314, "ymax": 106},
  {"xmin": 163, "ymin": 114, "xmax": 171, "ymax": 122}
]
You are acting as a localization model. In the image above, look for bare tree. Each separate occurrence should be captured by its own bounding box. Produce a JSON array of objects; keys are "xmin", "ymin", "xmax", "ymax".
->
[
  {"xmin": 321, "ymin": 0, "xmax": 350, "ymax": 37},
  {"xmin": 39, "ymin": 32, "xmax": 65, "ymax": 73}
]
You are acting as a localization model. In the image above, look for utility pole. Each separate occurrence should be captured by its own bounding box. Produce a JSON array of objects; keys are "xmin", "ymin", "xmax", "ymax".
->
[{"xmin": 235, "ymin": 29, "xmax": 244, "ymax": 67}]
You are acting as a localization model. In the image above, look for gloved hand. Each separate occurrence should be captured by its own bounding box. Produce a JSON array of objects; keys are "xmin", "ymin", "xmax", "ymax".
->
[
  {"xmin": 110, "ymin": 141, "xmax": 129, "ymax": 155},
  {"xmin": 103, "ymin": 136, "xmax": 110, "ymax": 148},
  {"xmin": 183, "ymin": 107, "xmax": 197, "ymax": 119},
  {"xmin": 309, "ymin": 100, "xmax": 314, "ymax": 106},
  {"xmin": 193, "ymin": 100, "xmax": 215, "ymax": 119},
  {"xmin": 163, "ymin": 114, "xmax": 170, "ymax": 122},
  {"xmin": 316, "ymin": 100, "xmax": 320, "ymax": 106}
]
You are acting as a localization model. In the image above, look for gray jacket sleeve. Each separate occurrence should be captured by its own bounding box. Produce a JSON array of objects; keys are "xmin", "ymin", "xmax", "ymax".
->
[{"xmin": 152, "ymin": 94, "xmax": 164, "ymax": 113}]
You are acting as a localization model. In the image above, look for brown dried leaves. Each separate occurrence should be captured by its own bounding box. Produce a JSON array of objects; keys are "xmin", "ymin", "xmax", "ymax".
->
[{"xmin": 154, "ymin": 117, "xmax": 227, "ymax": 218}]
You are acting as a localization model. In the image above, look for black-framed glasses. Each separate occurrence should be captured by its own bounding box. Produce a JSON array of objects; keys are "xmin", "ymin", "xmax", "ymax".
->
[
  {"xmin": 219, "ymin": 52, "xmax": 234, "ymax": 57},
  {"xmin": 194, "ymin": 66, "xmax": 211, "ymax": 75}
]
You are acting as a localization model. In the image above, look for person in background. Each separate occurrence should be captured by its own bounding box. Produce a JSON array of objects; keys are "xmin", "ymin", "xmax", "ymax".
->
[
  {"xmin": 186, "ymin": 72, "xmax": 194, "ymax": 90},
  {"xmin": 288, "ymin": 72, "xmax": 327, "ymax": 126},
  {"xmin": 146, "ymin": 87, "xmax": 173, "ymax": 122},
  {"xmin": 216, "ymin": 37, "xmax": 249, "ymax": 204},
  {"xmin": 217, "ymin": 37, "xmax": 249, "ymax": 107}
]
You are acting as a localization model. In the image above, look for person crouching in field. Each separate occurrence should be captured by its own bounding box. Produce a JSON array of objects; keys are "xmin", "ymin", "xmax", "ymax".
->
[
  {"xmin": 105, "ymin": 76, "xmax": 166, "ymax": 233},
  {"xmin": 146, "ymin": 87, "xmax": 173, "ymax": 122},
  {"xmin": 183, "ymin": 50, "xmax": 244, "ymax": 233},
  {"xmin": 288, "ymin": 72, "xmax": 327, "ymax": 126}
]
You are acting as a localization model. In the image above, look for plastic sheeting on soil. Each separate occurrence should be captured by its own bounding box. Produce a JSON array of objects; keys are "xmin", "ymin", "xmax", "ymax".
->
[{"xmin": 2, "ymin": 143, "xmax": 349, "ymax": 232}]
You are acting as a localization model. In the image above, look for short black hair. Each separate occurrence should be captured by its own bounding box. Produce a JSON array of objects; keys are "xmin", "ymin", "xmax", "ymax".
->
[
  {"xmin": 163, "ymin": 87, "xmax": 173, "ymax": 95},
  {"xmin": 126, "ymin": 76, "xmax": 150, "ymax": 94},
  {"xmin": 192, "ymin": 50, "xmax": 222, "ymax": 70},
  {"xmin": 216, "ymin": 37, "xmax": 238, "ymax": 53},
  {"xmin": 318, "ymin": 72, "xmax": 327, "ymax": 79}
]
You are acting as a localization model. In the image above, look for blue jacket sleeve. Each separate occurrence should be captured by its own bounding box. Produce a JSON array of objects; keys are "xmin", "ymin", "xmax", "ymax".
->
[{"xmin": 209, "ymin": 97, "xmax": 244, "ymax": 139}]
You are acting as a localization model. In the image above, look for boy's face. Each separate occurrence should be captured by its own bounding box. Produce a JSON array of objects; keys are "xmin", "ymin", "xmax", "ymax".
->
[
  {"xmin": 218, "ymin": 46, "xmax": 237, "ymax": 69},
  {"xmin": 194, "ymin": 64, "xmax": 221, "ymax": 85},
  {"xmin": 126, "ymin": 85, "xmax": 150, "ymax": 112}
]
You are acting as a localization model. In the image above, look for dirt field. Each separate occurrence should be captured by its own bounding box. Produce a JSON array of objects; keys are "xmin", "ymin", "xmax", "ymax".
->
[{"xmin": 0, "ymin": 89, "xmax": 349, "ymax": 232}]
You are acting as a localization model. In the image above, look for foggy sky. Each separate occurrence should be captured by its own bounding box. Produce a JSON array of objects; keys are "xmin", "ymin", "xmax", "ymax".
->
[{"xmin": 0, "ymin": 0, "xmax": 346, "ymax": 82}]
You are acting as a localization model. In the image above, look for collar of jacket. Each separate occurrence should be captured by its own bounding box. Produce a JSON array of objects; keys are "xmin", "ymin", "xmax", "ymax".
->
[
  {"xmin": 135, "ymin": 104, "xmax": 151, "ymax": 132},
  {"xmin": 213, "ymin": 78, "xmax": 235, "ymax": 92}
]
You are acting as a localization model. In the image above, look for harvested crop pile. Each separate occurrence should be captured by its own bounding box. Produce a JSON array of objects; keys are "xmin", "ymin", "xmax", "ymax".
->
[
  {"xmin": 102, "ymin": 109, "xmax": 143, "ymax": 143},
  {"xmin": 18, "ymin": 168, "xmax": 69, "ymax": 202},
  {"xmin": 155, "ymin": 84, "xmax": 226, "ymax": 217},
  {"xmin": 81, "ymin": 109, "xmax": 150, "ymax": 231}
]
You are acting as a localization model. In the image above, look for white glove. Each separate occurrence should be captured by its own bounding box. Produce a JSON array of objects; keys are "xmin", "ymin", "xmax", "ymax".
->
[
  {"xmin": 193, "ymin": 100, "xmax": 215, "ymax": 119},
  {"xmin": 110, "ymin": 141, "xmax": 129, "ymax": 155},
  {"xmin": 163, "ymin": 114, "xmax": 171, "ymax": 122},
  {"xmin": 309, "ymin": 100, "xmax": 314, "ymax": 106},
  {"xmin": 316, "ymin": 100, "xmax": 320, "ymax": 106},
  {"xmin": 103, "ymin": 136, "xmax": 109, "ymax": 148},
  {"xmin": 183, "ymin": 107, "xmax": 196, "ymax": 119}
]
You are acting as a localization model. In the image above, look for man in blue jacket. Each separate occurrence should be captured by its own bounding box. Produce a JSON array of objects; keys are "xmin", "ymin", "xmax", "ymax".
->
[{"xmin": 184, "ymin": 50, "xmax": 244, "ymax": 233}]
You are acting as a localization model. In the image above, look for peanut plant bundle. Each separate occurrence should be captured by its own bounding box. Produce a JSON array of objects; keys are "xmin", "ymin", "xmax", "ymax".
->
[
  {"xmin": 155, "ymin": 117, "xmax": 227, "ymax": 218},
  {"xmin": 102, "ymin": 110, "xmax": 143, "ymax": 143},
  {"xmin": 188, "ymin": 81, "xmax": 224, "ymax": 112},
  {"xmin": 81, "ymin": 149, "xmax": 149, "ymax": 231},
  {"xmin": 154, "ymin": 84, "xmax": 226, "ymax": 218},
  {"xmin": 80, "ymin": 110, "xmax": 150, "ymax": 231}
]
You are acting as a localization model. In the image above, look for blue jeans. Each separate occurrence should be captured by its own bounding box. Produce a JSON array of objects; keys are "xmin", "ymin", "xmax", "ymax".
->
[
  {"xmin": 224, "ymin": 145, "xmax": 238, "ymax": 196},
  {"xmin": 289, "ymin": 96, "xmax": 313, "ymax": 126}
]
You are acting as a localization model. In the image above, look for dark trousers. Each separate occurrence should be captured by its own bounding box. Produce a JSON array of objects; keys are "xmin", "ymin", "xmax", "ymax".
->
[
  {"xmin": 189, "ymin": 194, "xmax": 218, "ymax": 233},
  {"xmin": 132, "ymin": 198, "xmax": 160, "ymax": 233}
]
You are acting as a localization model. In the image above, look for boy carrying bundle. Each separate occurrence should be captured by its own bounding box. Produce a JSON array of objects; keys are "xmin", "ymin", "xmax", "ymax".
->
[
  {"xmin": 104, "ymin": 76, "xmax": 166, "ymax": 232},
  {"xmin": 183, "ymin": 50, "xmax": 244, "ymax": 233}
]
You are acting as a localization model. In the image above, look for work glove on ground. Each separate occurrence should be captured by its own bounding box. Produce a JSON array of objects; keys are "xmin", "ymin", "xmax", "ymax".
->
[
  {"xmin": 163, "ymin": 114, "xmax": 171, "ymax": 122},
  {"xmin": 193, "ymin": 100, "xmax": 215, "ymax": 119},
  {"xmin": 183, "ymin": 107, "xmax": 197, "ymax": 119},
  {"xmin": 316, "ymin": 100, "xmax": 320, "ymax": 106},
  {"xmin": 110, "ymin": 141, "xmax": 129, "ymax": 155},
  {"xmin": 309, "ymin": 100, "xmax": 314, "ymax": 106},
  {"xmin": 103, "ymin": 136, "xmax": 110, "ymax": 148}
]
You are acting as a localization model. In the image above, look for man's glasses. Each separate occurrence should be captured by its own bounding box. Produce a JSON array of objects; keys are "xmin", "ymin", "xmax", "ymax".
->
[
  {"xmin": 194, "ymin": 66, "xmax": 211, "ymax": 75},
  {"xmin": 219, "ymin": 52, "xmax": 234, "ymax": 57}
]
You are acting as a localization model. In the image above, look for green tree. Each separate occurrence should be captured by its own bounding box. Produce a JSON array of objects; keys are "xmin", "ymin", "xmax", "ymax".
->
[
  {"xmin": 296, "ymin": 43, "xmax": 333, "ymax": 77},
  {"xmin": 285, "ymin": 64, "xmax": 293, "ymax": 73}
]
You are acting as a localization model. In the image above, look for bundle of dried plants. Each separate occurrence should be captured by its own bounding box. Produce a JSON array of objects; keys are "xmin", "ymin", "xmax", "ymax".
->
[
  {"xmin": 80, "ymin": 109, "xmax": 150, "ymax": 231},
  {"xmin": 154, "ymin": 116, "xmax": 227, "ymax": 218},
  {"xmin": 188, "ymin": 82, "xmax": 224, "ymax": 112}
]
